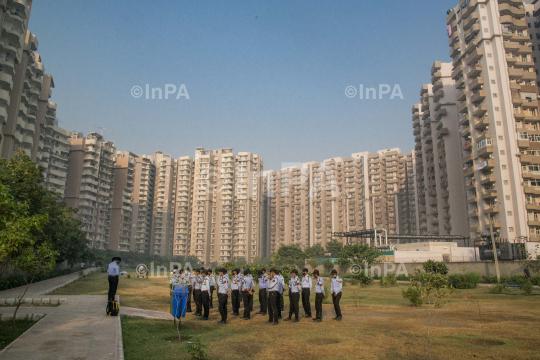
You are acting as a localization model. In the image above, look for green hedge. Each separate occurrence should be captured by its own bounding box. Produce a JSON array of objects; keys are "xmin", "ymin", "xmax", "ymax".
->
[
  {"xmin": 0, "ymin": 267, "xmax": 82, "ymax": 292},
  {"xmin": 481, "ymin": 275, "xmax": 540, "ymax": 286}
]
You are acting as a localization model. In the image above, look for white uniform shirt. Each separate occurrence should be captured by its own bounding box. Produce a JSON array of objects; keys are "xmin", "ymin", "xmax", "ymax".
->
[
  {"xmin": 268, "ymin": 275, "xmax": 282, "ymax": 292},
  {"xmin": 331, "ymin": 275, "xmax": 343, "ymax": 294},
  {"xmin": 107, "ymin": 261, "xmax": 120, "ymax": 276},
  {"xmin": 259, "ymin": 274, "xmax": 268, "ymax": 289},
  {"xmin": 209, "ymin": 274, "xmax": 216, "ymax": 287},
  {"xmin": 218, "ymin": 274, "xmax": 230, "ymax": 294},
  {"xmin": 241, "ymin": 276, "xmax": 254, "ymax": 292},
  {"xmin": 314, "ymin": 277, "xmax": 325, "ymax": 295},
  {"xmin": 194, "ymin": 274, "xmax": 203, "ymax": 290},
  {"xmin": 289, "ymin": 275, "xmax": 301, "ymax": 293},
  {"xmin": 201, "ymin": 276, "xmax": 210, "ymax": 292},
  {"xmin": 278, "ymin": 275, "xmax": 285, "ymax": 293},
  {"xmin": 302, "ymin": 274, "xmax": 312, "ymax": 293},
  {"xmin": 231, "ymin": 274, "xmax": 240, "ymax": 290}
]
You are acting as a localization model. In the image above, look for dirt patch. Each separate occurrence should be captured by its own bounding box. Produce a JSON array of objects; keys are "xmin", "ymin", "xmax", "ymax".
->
[
  {"xmin": 307, "ymin": 338, "xmax": 340, "ymax": 345},
  {"xmin": 467, "ymin": 339, "xmax": 504, "ymax": 346}
]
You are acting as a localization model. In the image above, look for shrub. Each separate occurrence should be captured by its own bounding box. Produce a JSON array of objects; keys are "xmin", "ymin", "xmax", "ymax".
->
[
  {"xmin": 0, "ymin": 267, "xmax": 82, "ymax": 292},
  {"xmin": 448, "ymin": 272, "xmax": 481, "ymax": 289},
  {"xmin": 380, "ymin": 275, "xmax": 397, "ymax": 287},
  {"xmin": 183, "ymin": 340, "xmax": 210, "ymax": 360},
  {"xmin": 402, "ymin": 286, "xmax": 423, "ymax": 306},
  {"xmin": 422, "ymin": 260, "xmax": 448, "ymax": 275},
  {"xmin": 349, "ymin": 278, "xmax": 359, "ymax": 286},
  {"xmin": 522, "ymin": 281, "xmax": 533, "ymax": 296},
  {"xmin": 396, "ymin": 274, "xmax": 409, "ymax": 281},
  {"xmin": 352, "ymin": 270, "xmax": 373, "ymax": 286},
  {"xmin": 490, "ymin": 283, "xmax": 510, "ymax": 294}
]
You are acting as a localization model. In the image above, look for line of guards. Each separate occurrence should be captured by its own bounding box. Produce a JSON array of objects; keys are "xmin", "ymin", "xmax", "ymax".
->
[{"xmin": 170, "ymin": 266, "xmax": 343, "ymax": 325}]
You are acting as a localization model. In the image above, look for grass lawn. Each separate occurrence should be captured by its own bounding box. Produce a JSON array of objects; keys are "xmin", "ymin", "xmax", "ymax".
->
[
  {"xmin": 52, "ymin": 271, "xmax": 540, "ymax": 359},
  {"xmin": 0, "ymin": 320, "xmax": 37, "ymax": 350}
]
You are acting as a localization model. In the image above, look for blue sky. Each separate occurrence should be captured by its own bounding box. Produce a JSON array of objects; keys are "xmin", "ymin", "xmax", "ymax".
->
[{"xmin": 29, "ymin": 0, "xmax": 456, "ymax": 171}]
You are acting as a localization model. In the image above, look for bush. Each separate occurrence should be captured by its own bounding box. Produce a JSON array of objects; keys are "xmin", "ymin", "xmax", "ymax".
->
[
  {"xmin": 349, "ymin": 278, "xmax": 359, "ymax": 286},
  {"xmin": 422, "ymin": 260, "xmax": 448, "ymax": 275},
  {"xmin": 490, "ymin": 283, "xmax": 510, "ymax": 294},
  {"xmin": 448, "ymin": 272, "xmax": 481, "ymax": 289},
  {"xmin": 402, "ymin": 286, "xmax": 422, "ymax": 306},
  {"xmin": 182, "ymin": 340, "xmax": 210, "ymax": 360},
  {"xmin": 522, "ymin": 281, "xmax": 533, "ymax": 295},
  {"xmin": 352, "ymin": 270, "xmax": 373, "ymax": 286},
  {"xmin": 380, "ymin": 275, "xmax": 397, "ymax": 287},
  {"xmin": 0, "ymin": 267, "xmax": 82, "ymax": 291},
  {"xmin": 396, "ymin": 274, "xmax": 409, "ymax": 281}
]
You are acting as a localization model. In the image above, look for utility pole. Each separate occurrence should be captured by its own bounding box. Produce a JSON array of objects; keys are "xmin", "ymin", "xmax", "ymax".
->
[{"xmin": 489, "ymin": 215, "xmax": 501, "ymax": 283}]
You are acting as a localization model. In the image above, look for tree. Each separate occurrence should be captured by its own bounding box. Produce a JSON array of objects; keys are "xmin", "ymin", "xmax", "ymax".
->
[
  {"xmin": 339, "ymin": 244, "xmax": 381, "ymax": 268},
  {"xmin": 336, "ymin": 257, "xmax": 352, "ymax": 272},
  {"xmin": 306, "ymin": 258, "xmax": 319, "ymax": 270},
  {"xmin": 275, "ymin": 244, "xmax": 305, "ymax": 266},
  {"xmin": 322, "ymin": 259, "xmax": 334, "ymax": 274},
  {"xmin": 524, "ymin": 244, "xmax": 540, "ymax": 276},
  {"xmin": 304, "ymin": 245, "xmax": 325, "ymax": 259},
  {"xmin": 234, "ymin": 257, "xmax": 247, "ymax": 267},
  {"xmin": 325, "ymin": 238, "xmax": 344, "ymax": 257}
]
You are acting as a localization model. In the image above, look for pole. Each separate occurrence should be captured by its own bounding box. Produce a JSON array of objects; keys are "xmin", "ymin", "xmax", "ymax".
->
[{"xmin": 489, "ymin": 216, "xmax": 500, "ymax": 283}]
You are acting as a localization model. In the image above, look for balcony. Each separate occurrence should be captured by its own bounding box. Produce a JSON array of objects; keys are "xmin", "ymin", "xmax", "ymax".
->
[
  {"xmin": 465, "ymin": 24, "xmax": 481, "ymax": 43},
  {"xmin": 473, "ymin": 105, "xmax": 488, "ymax": 117},
  {"xmin": 468, "ymin": 64, "xmax": 482, "ymax": 78},
  {"xmin": 482, "ymin": 189, "xmax": 498, "ymax": 200},
  {"xmin": 468, "ymin": 209, "xmax": 479, "ymax": 218},
  {"xmin": 508, "ymin": 67, "xmax": 524, "ymax": 79},
  {"xmin": 480, "ymin": 175, "xmax": 496, "ymax": 185},
  {"xmin": 474, "ymin": 116, "xmax": 490, "ymax": 130},
  {"xmin": 499, "ymin": 15, "xmax": 527, "ymax": 30},
  {"xmin": 457, "ymin": 89, "xmax": 467, "ymax": 101},
  {"xmin": 484, "ymin": 204, "xmax": 500, "ymax": 214},
  {"xmin": 518, "ymin": 138, "xmax": 530, "ymax": 148},
  {"xmin": 452, "ymin": 65, "xmax": 463, "ymax": 80},
  {"xmin": 471, "ymin": 90, "xmax": 486, "ymax": 104},
  {"xmin": 459, "ymin": 101, "xmax": 469, "ymax": 114},
  {"xmin": 467, "ymin": 194, "xmax": 477, "ymax": 204},
  {"xmin": 466, "ymin": 48, "xmax": 484, "ymax": 65},
  {"xmin": 477, "ymin": 145, "xmax": 493, "ymax": 158},
  {"xmin": 470, "ymin": 76, "xmax": 484, "ymax": 90}
]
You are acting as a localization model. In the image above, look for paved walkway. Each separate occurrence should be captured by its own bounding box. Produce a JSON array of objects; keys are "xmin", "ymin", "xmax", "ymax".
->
[
  {"xmin": 0, "ymin": 268, "xmax": 97, "ymax": 299},
  {"xmin": 122, "ymin": 306, "xmax": 173, "ymax": 320}
]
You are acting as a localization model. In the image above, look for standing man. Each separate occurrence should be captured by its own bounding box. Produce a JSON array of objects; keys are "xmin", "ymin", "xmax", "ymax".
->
[
  {"xmin": 169, "ymin": 265, "xmax": 179, "ymax": 289},
  {"xmin": 241, "ymin": 269, "xmax": 254, "ymax": 320},
  {"xmin": 230, "ymin": 268, "xmax": 240, "ymax": 316},
  {"xmin": 284, "ymin": 269, "xmax": 301, "ymax": 322},
  {"xmin": 330, "ymin": 269, "xmax": 343, "ymax": 321},
  {"xmin": 301, "ymin": 268, "xmax": 312, "ymax": 318},
  {"xmin": 193, "ymin": 269, "xmax": 203, "ymax": 316},
  {"xmin": 313, "ymin": 270, "xmax": 326, "ymax": 322},
  {"xmin": 266, "ymin": 268, "xmax": 281, "ymax": 325},
  {"xmin": 186, "ymin": 268, "xmax": 193, "ymax": 313},
  {"xmin": 246, "ymin": 269, "xmax": 254, "ymax": 311},
  {"xmin": 238, "ymin": 269, "xmax": 244, "ymax": 306},
  {"xmin": 200, "ymin": 270, "xmax": 211, "ymax": 320},
  {"xmin": 258, "ymin": 269, "xmax": 268, "ymax": 315},
  {"xmin": 524, "ymin": 265, "xmax": 531, "ymax": 281},
  {"xmin": 209, "ymin": 268, "xmax": 216, "ymax": 309},
  {"xmin": 277, "ymin": 270, "xmax": 285, "ymax": 315},
  {"xmin": 217, "ymin": 268, "xmax": 230, "ymax": 324},
  {"xmin": 107, "ymin": 257, "xmax": 124, "ymax": 302}
]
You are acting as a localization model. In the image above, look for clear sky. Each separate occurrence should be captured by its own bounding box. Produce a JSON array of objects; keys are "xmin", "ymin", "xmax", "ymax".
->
[{"xmin": 29, "ymin": 0, "xmax": 456, "ymax": 171}]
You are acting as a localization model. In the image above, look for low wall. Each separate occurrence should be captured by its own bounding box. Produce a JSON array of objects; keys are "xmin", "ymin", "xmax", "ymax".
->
[{"xmin": 308, "ymin": 261, "xmax": 528, "ymax": 278}]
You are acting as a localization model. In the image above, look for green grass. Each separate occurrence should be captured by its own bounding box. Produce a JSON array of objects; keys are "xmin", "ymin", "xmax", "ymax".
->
[
  {"xmin": 0, "ymin": 320, "xmax": 37, "ymax": 350},
  {"xmin": 53, "ymin": 271, "xmax": 540, "ymax": 359}
]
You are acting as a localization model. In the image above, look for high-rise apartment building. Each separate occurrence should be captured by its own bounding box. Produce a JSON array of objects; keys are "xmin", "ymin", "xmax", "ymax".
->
[
  {"xmin": 524, "ymin": 0, "xmax": 540, "ymax": 85},
  {"xmin": 399, "ymin": 152, "xmax": 419, "ymax": 235},
  {"xmin": 173, "ymin": 156, "xmax": 194, "ymax": 256},
  {"xmin": 65, "ymin": 132, "xmax": 116, "ymax": 249},
  {"xmin": 411, "ymin": 62, "xmax": 469, "ymax": 236},
  {"xmin": 42, "ymin": 124, "xmax": 71, "ymax": 197},
  {"xmin": 150, "ymin": 151, "xmax": 176, "ymax": 256},
  {"xmin": 109, "ymin": 151, "xmax": 136, "ymax": 252},
  {"xmin": 447, "ymin": 0, "xmax": 533, "ymax": 241},
  {"xmin": 131, "ymin": 154, "xmax": 155, "ymax": 253}
]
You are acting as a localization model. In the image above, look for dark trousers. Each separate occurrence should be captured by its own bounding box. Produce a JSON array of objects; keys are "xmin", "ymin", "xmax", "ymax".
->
[
  {"xmin": 231, "ymin": 290, "xmax": 240, "ymax": 313},
  {"xmin": 333, "ymin": 292, "xmax": 342, "ymax": 317},
  {"xmin": 218, "ymin": 293, "xmax": 228, "ymax": 321},
  {"xmin": 209, "ymin": 286, "xmax": 215, "ymax": 308},
  {"xmin": 268, "ymin": 291, "xmax": 279, "ymax": 323},
  {"xmin": 194, "ymin": 289, "xmax": 202, "ymax": 314},
  {"xmin": 315, "ymin": 293, "xmax": 324, "ymax": 320},
  {"xmin": 249, "ymin": 293, "xmax": 254, "ymax": 311},
  {"xmin": 108, "ymin": 276, "xmax": 118, "ymax": 302},
  {"xmin": 187, "ymin": 285, "xmax": 192, "ymax": 311},
  {"xmin": 289, "ymin": 292, "xmax": 300, "ymax": 319},
  {"xmin": 242, "ymin": 291, "xmax": 251, "ymax": 318},
  {"xmin": 259, "ymin": 288, "xmax": 267, "ymax": 314},
  {"xmin": 202, "ymin": 291, "xmax": 210, "ymax": 318},
  {"xmin": 301, "ymin": 288, "xmax": 311, "ymax": 316},
  {"xmin": 280, "ymin": 292, "xmax": 284, "ymax": 311}
]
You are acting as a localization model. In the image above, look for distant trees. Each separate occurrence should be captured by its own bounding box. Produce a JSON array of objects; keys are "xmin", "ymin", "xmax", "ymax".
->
[{"xmin": 325, "ymin": 239, "xmax": 344, "ymax": 257}]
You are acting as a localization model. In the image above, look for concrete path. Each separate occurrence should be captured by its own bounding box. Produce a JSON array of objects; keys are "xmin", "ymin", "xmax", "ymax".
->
[
  {"xmin": 0, "ymin": 268, "xmax": 97, "ymax": 299},
  {"xmin": 0, "ymin": 295, "xmax": 122, "ymax": 360},
  {"xmin": 121, "ymin": 306, "xmax": 174, "ymax": 320}
]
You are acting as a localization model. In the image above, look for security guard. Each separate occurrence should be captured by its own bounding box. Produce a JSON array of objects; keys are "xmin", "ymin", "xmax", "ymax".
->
[
  {"xmin": 230, "ymin": 269, "xmax": 240, "ymax": 316},
  {"xmin": 200, "ymin": 270, "xmax": 211, "ymax": 320},
  {"xmin": 185, "ymin": 269, "xmax": 192, "ymax": 312},
  {"xmin": 313, "ymin": 269, "xmax": 326, "ymax": 322},
  {"xmin": 258, "ymin": 269, "xmax": 268, "ymax": 315},
  {"xmin": 284, "ymin": 269, "xmax": 301, "ymax": 322},
  {"xmin": 217, "ymin": 268, "xmax": 230, "ymax": 324},
  {"xmin": 301, "ymin": 268, "xmax": 312, "ymax": 318},
  {"xmin": 192, "ymin": 268, "xmax": 203, "ymax": 316},
  {"xmin": 277, "ymin": 270, "xmax": 285, "ymax": 315},
  {"xmin": 169, "ymin": 265, "xmax": 180, "ymax": 288},
  {"xmin": 241, "ymin": 269, "xmax": 254, "ymax": 320},
  {"xmin": 330, "ymin": 269, "xmax": 343, "ymax": 320},
  {"xmin": 265, "ymin": 268, "xmax": 281, "ymax": 325},
  {"xmin": 209, "ymin": 268, "xmax": 216, "ymax": 309}
]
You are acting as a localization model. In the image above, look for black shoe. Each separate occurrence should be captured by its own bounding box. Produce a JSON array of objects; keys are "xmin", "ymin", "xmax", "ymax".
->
[
  {"xmin": 304, "ymin": 315, "xmax": 311, "ymax": 318},
  {"xmin": 292, "ymin": 319, "xmax": 299, "ymax": 323},
  {"xmin": 272, "ymin": 322, "xmax": 278, "ymax": 326},
  {"xmin": 314, "ymin": 318, "xmax": 322, "ymax": 322},
  {"xmin": 217, "ymin": 321, "xmax": 223, "ymax": 324},
  {"xmin": 243, "ymin": 317, "xmax": 251, "ymax": 320},
  {"xmin": 278, "ymin": 316, "xmax": 282, "ymax": 319},
  {"xmin": 283, "ymin": 317, "xmax": 291, "ymax": 322},
  {"xmin": 194, "ymin": 313, "xmax": 202, "ymax": 316},
  {"xmin": 336, "ymin": 316, "xmax": 342, "ymax": 321},
  {"xmin": 312, "ymin": 318, "xmax": 317, "ymax": 321},
  {"xmin": 265, "ymin": 320, "xmax": 273, "ymax": 323},
  {"xmin": 199, "ymin": 317, "xmax": 208, "ymax": 320}
]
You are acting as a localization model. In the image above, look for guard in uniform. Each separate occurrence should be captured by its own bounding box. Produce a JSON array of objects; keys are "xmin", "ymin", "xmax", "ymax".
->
[
  {"xmin": 277, "ymin": 270, "xmax": 285, "ymax": 316},
  {"xmin": 331, "ymin": 269, "xmax": 343, "ymax": 320},
  {"xmin": 217, "ymin": 268, "xmax": 230, "ymax": 324},
  {"xmin": 284, "ymin": 269, "xmax": 301, "ymax": 322},
  {"xmin": 301, "ymin": 268, "xmax": 312, "ymax": 318},
  {"xmin": 200, "ymin": 270, "xmax": 211, "ymax": 320},
  {"xmin": 258, "ymin": 269, "xmax": 268, "ymax": 315},
  {"xmin": 241, "ymin": 269, "xmax": 254, "ymax": 320},
  {"xmin": 193, "ymin": 269, "xmax": 203, "ymax": 316},
  {"xmin": 230, "ymin": 269, "xmax": 240, "ymax": 315},
  {"xmin": 185, "ymin": 269, "xmax": 192, "ymax": 312},
  {"xmin": 209, "ymin": 269, "xmax": 216, "ymax": 309},
  {"xmin": 266, "ymin": 268, "xmax": 281, "ymax": 325},
  {"xmin": 313, "ymin": 270, "xmax": 325, "ymax": 322}
]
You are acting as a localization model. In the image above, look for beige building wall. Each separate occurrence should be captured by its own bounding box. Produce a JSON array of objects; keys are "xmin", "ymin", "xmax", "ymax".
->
[
  {"xmin": 447, "ymin": 0, "xmax": 530, "ymax": 242},
  {"xmin": 173, "ymin": 156, "xmax": 194, "ymax": 256},
  {"xmin": 64, "ymin": 132, "xmax": 116, "ymax": 249},
  {"xmin": 131, "ymin": 155, "xmax": 155, "ymax": 253}
]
